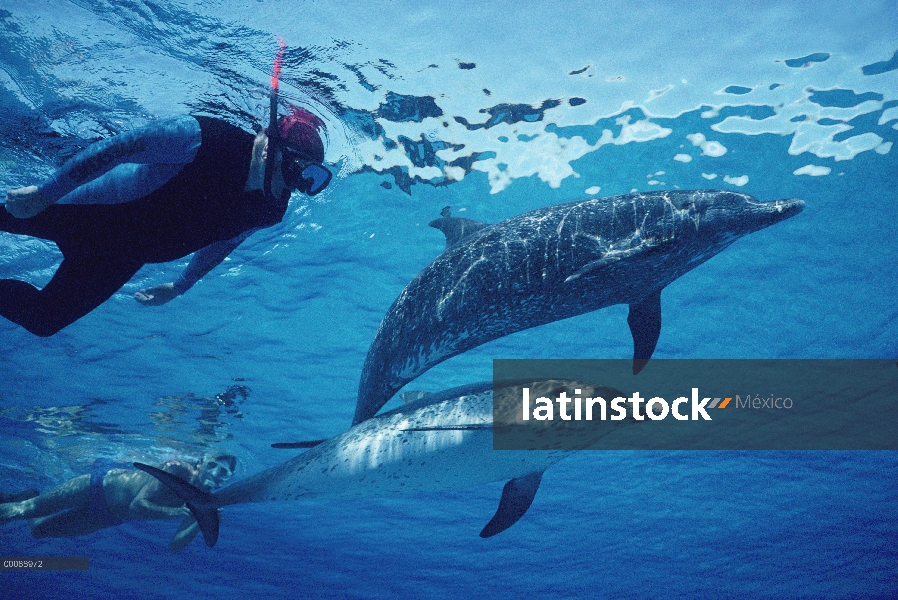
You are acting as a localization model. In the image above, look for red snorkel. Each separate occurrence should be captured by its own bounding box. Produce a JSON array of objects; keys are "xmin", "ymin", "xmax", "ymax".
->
[
  {"xmin": 262, "ymin": 38, "xmax": 332, "ymax": 198},
  {"xmin": 263, "ymin": 38, "xmax": 286, "ymax": 202}
]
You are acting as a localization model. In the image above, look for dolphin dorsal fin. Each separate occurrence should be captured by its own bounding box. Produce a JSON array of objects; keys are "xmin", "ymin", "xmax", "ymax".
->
[
  {"xmin": 479, "ymin": 470, "xmax": 544, "ymax": 538},
  {"xmin": 428, "ymin": 206, "xmax": 489, "ymax": 250}
]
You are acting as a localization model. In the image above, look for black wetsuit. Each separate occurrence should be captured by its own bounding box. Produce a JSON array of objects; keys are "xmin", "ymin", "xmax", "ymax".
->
[{"xmin": 0, "ymin": 117, "xmax": 288, "ymax": 336}]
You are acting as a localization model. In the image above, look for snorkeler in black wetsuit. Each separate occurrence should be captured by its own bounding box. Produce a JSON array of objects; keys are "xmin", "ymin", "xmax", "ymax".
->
[{"xmin": 0, "ymin": 105, "xmax": 332, "ymax": 337}]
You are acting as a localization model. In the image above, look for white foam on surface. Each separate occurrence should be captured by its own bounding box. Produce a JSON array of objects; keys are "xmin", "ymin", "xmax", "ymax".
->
[
  {"xmin": 794, "ymin": 165, "xmax": 832, "ymax": 176},
  {"xmin": 420, "ymin": 114, "xmax": 673, "ymax": 194},
  {"xmin": 686, "ymin": 133, "xmax": 728, "ymax": 157},
  {"xmin": 4, "ymin": 0, "xmax": 895, "ymax": 197},
  {"xmin": 723, "ymin": 175, "xmax": 749, "ymax": 186},
  {"xmin": 878, "ymin": 107, "xmax": 898, "ymax": 125},
  {"xmin": 283, "ymin": 0, "xmax": 896, "ymax": 191},
  {"xmin": 791, "ymin": 131, "xmax": 884, "ymax": 161}
]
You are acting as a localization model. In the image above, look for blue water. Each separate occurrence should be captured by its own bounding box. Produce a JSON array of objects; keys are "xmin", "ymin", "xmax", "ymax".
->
[{"xmin": 1, "ymin": 1, "xmax": 897, "ymax": 598}]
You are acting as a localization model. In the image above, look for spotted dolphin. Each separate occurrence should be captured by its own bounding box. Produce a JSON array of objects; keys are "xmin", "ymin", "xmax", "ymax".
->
[
  {"xmin": 136, "ymin": 380, "xmax": 626, "ymax": 548},
  {"xmin": 353, "ymin": 190, "xmax": 804, "ymax": 424}
]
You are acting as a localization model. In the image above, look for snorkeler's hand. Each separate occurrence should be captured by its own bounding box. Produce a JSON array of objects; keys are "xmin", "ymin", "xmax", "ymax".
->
[
  {"xmin": 5, "ymin": 186, "xmax": 53, "ymax": 218},
  {"xmin": 135, "ymin": 283, "xmax": 179, "ymax": 306}
]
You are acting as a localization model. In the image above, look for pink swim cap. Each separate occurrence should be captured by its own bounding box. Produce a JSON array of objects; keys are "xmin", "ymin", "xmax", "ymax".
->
[{"xmin": 273, "ymin": 106, "xmax": 326, "ymax": 163}]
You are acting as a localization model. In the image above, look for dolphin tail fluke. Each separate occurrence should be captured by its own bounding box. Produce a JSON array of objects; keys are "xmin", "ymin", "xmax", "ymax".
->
[
  {"xmin": 479, "ymin": 470, "xmax": 544, "ymax": 538},
  {"xmin": 628, "ymin": 290, "xmax": 662, "ymax": 374},
  {"xmin": 134, "ymin": 462, "xmax": 220, "ymax": 547}
]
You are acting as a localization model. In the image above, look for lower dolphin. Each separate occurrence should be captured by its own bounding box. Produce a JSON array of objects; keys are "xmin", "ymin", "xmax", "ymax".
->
[
  {"xmin": 136, "ymin": 380, "xmax": 625, "ymax": 548},
  {"xmin": 353, "ymin": 190, "xmax": 804, "ymax": 424}
]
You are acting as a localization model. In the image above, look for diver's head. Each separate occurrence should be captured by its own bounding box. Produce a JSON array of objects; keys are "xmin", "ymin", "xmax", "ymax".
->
[
  {"xmin": 266, "ymin": 106, "xmax": 331, "ymax": 196},
  {"xmin": 199, "ymin": 454, "xmax": 237, "ymax": 490}
]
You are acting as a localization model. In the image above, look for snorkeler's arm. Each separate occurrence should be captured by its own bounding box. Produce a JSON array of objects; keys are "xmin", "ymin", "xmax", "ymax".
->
[
  {"xmin": 134, "ymin": 230, "xmax": 256, "ymax": 306},
  {"xmin": 129, "ymin": 462, "xmax": 197, "ymax": 519},
  {"xmin": 169, "ymin": 515, "xmax": 201, "ymax": 552},
  {"xmin": 171, "ymin": 233, "xmax": 250, "ymax": 294},
  {"xmin": 128, "ymin": 488, "xmax": 190, "ymax": 519}
]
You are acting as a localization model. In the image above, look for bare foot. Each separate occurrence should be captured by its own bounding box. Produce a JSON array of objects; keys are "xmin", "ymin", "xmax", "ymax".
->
[{"xmin": 5, "ymin": 186, "xmax": 54, "ymax": 218}]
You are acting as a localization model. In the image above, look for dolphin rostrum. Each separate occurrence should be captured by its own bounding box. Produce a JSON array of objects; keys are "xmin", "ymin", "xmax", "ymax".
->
[
  {"xmin": 354, "ymin": 190, "xmax": 804, "ymax": 424},
  {"xmin": 136, "ymin": 380, "xmax": 626, "ymax": 548}
]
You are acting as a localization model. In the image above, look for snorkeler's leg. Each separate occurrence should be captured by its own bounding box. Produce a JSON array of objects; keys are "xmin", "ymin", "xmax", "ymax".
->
[
  {"xmin": 0, "ymin": 206, "xmax": 70, "ymax": 333},
  {"xmin": 16, "ymin": 115, "xmax": 201, "ymax": 216},
  {"xmin": 0, "ymin": 205, "xmax": 145, "ymax": 336},
  {"xmin": 57, "ymin": 162, "xmax": 186, "ymax": 206},
  {"xmin": 0, "ymin": 475, "xmax": 90, "ymax": 524},
  {"xmin": 4, "ymin": 162, "xmax": 183, "ymax": 217},
  {"xmin": 0, "ymin": 247, "xmax": 143, "ymax": 337},
  {"xmin": 0, "ymin": 489, "xmax": 39, "ymax": 504},
  {"xmin": 0, "ymin": 202, "xmax": 76, "ymax": 239},
  {"xmin": 29, "ymin": 505, "xmax": 110, "ymax": 538}
]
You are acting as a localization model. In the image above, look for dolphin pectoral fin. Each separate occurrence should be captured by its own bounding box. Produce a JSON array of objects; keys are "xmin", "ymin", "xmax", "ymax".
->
[
  {"xmin": 134, "ymin": 462, "xmax": 220, "ymax": 548},
  {"xmin": 565, "ymin": 242, "xmax": 656, "ymax": 283},
  {"xmin": 401, "ymin": 423, "xmax": 492, "ymax": 432},
  {"xmin": 564, "ymin": 257, "xmax": 613, "ymax": 283},
  {"xmin": 270, "ymin": 439, "xmax": 328, "ymax": 449},
  {"xmin": 627, "ymin": 290, "xmax": 662, "ymax": 374},
  {"xmin": 479, "ymin": 470, "xmax": 544, "ymax": 538}
]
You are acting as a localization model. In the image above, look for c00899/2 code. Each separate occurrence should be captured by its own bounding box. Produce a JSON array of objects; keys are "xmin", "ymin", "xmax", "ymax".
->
[{"xmin": 1, "ymin": 557, "xmax": 89, "ymax": 570}]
